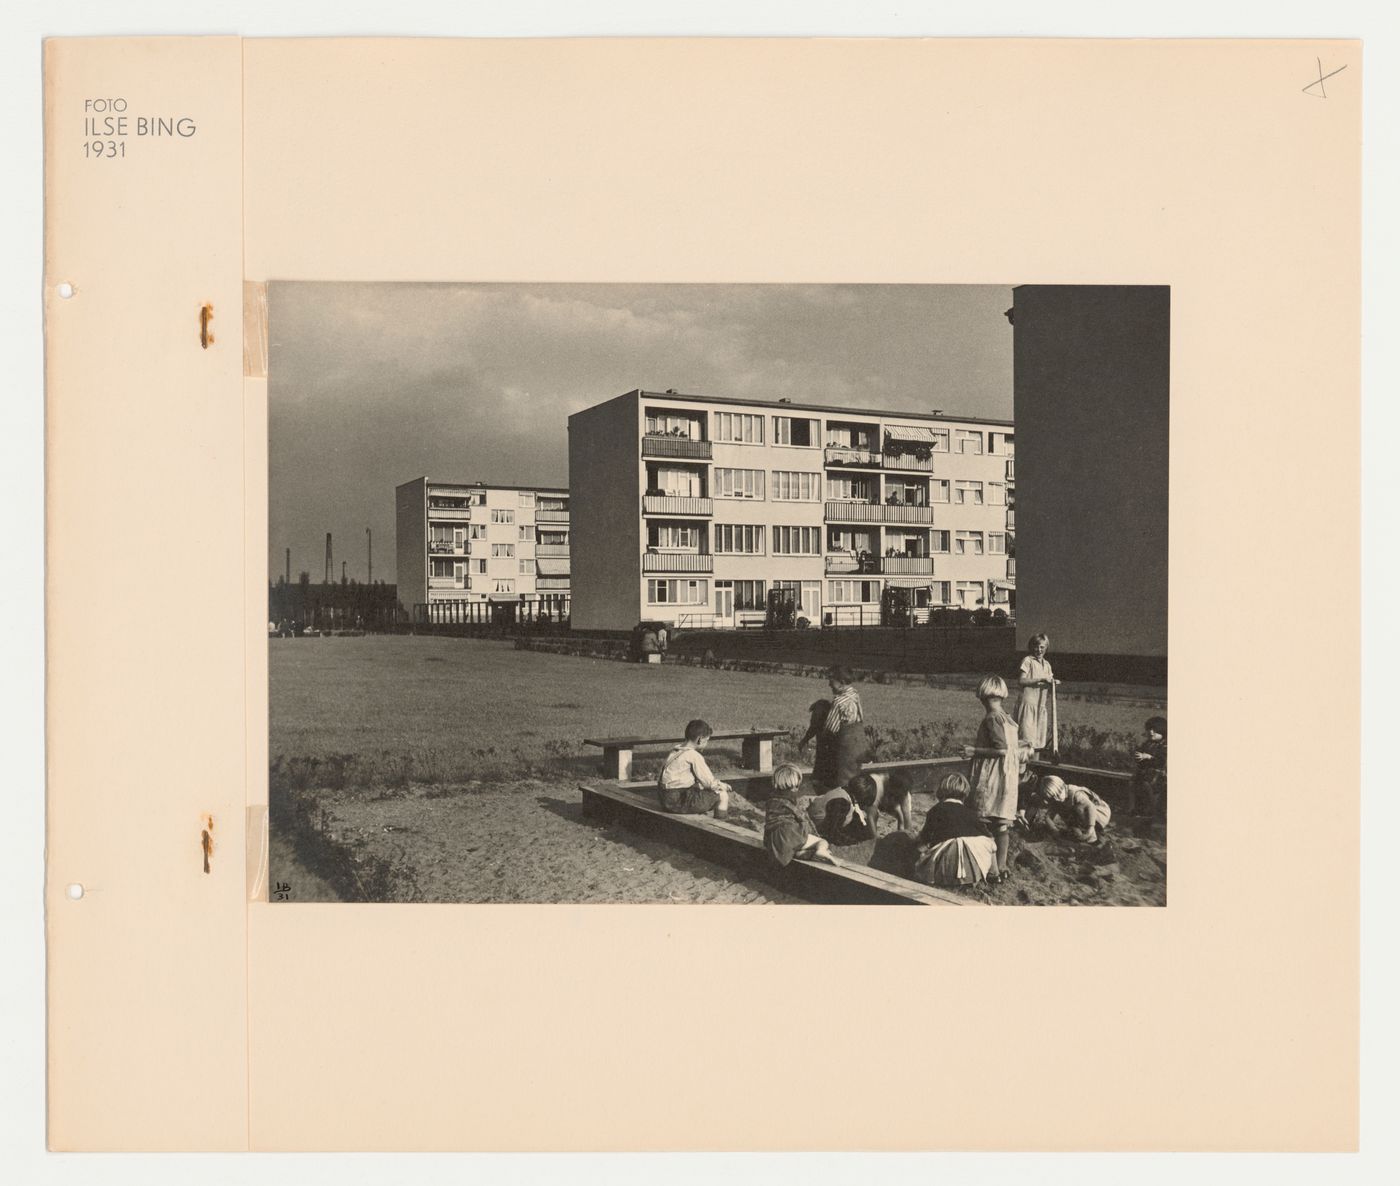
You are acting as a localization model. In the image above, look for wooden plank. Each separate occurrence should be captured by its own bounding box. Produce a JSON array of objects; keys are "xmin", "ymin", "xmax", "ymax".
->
[
  {"xmin": 578, "ymin": 782, "xmax": 971, "ymax": 906},
  {"xmin": 583, "ymin": 728, "xmax": 786, "ymax": 748}
]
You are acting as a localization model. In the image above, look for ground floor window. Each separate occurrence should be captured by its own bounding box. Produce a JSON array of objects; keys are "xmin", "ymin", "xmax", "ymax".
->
[
  {"xmin": 828, "ymin": 579, "xmax": 880, "ymax": 603},
  {"xmin": 956, "ymin": 580, "xmax": 984, "ymax": 607},
  {"xmin": 648, "ymin": 578, "xmax": 709, "ymax": 605}
]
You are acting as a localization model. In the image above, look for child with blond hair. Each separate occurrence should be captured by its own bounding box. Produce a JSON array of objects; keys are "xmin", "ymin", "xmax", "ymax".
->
[
  {"xmin": 913, "ymin": 772, "xmax": 999, "ymax": 886},
  {"xmin": 1035, "ymin": 774, "xmax": 1112, "ymax": 844},
  {"xmin": 763, "ymin": 764, "xmax": 838, "ymax": 867},
  {"xmin": 963, "ymin": 674, "xmax": 1022, "ymax": 884}
]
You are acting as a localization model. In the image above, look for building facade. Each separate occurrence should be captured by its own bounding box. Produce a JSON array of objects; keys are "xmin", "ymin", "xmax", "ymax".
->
[
  {"xmin": 394, "ymin": 478, "xmax": 571, "ymax": 621},
  {"xmin": 568, "ymin": 390, "xmax": 1014, "ymax": 632},
  {"xmin": 1009, "ymin": 285, "xmax": 1168, "ymax": 678}
]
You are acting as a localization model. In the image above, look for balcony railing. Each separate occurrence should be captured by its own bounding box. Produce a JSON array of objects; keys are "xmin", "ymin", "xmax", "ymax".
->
[
  {"xmin": 1006, "ymin": 509, "xmax": 1016, "ymax": 530},
  {"xmin": 642, "ymin": 494, "xmax": 713, "ymax": 516},
  {"xmin": 824, "ymin": 500, "xmax": 935, "ymax": 525},
  {"xmin": 428, "ymin": 576, "xmax": 465, "ymax": 590},
  {"xmin": 428, "ymin": 541, "xmax": 468, "ymax": 555},
  {"xmin": 536, "ymin": 575, "xmax": 571, "ymax": 590},
  {"xmin": 883, "ymin": 451, "xmax": 936, "ymax": 473},
  {"xmin": 883, "ymin": 556, "xmax": 935, "ymax": 576},
  {"xmin": 823, "ymin": 445, "xmax": 882, "ymax": 468},
  {"xmin": 535, "ymin": 543, "xmax": 571, "ymax": 558},
  {"xmin": 426, "ymin": 505, "xmax": 473, "ymax": 521},
  {"xmin": 641, "ymin": 435, "xmax": 713, "ymax": 460},
  {"xmin": 825, "ymin": 555, "xmax": 882, "ymax": 575},
  {"xmin": 1005, "ymin": 459, "xmax": 1015, "ymax": 480},
  {"xmin": 535, "ymin": 508, "xmax": 570, "ymax": 523},
  {"xmin": 642, "ymin": 551, "xmax": 714, "ymax": 574}
]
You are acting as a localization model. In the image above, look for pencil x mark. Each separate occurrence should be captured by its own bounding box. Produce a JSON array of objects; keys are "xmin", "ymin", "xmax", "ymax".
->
[{"xmin": 1303, "ymin": 57, "xmax": 1346, "ymax": 98}]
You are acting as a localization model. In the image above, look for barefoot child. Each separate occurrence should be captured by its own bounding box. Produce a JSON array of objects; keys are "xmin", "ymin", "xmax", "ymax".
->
[
  {"xmin": 913, "ymin": 772, "xmax": 999, "ymax": 887},
  {"xmin": 963, "ymin": 675, "xmax": 1022, "ymax": 884},
  {"xmin": 763, "ymin": 763, "xmax": 837, "ymax": 867},
  {"xmin": 1035, "ymin": 774, "xmax": 1112, "ymax": 843},
  {"xmin": 657, "ymin": 719, "xmax": 732, "ymax": 818}
]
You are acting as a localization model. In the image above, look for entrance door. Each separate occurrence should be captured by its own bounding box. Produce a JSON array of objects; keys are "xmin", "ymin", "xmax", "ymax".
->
[{"xmin": 714, "ymin": 581, "xmax": 734, "ymax": 627}]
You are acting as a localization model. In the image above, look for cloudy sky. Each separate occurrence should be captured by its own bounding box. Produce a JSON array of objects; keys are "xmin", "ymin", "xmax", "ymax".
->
[{"xmin": 268, "ymin": 283, "xmax": 1014, "ymax": 584}]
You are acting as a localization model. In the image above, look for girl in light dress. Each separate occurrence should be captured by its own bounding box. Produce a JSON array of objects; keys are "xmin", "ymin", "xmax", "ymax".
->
[
  {"xmin": 963, "ymin": 675, "xmax": 1023, "ymax": 884},
  {"xmin": 1015, "ymin": 633, "xmax": 1060, "ymax": 754}
]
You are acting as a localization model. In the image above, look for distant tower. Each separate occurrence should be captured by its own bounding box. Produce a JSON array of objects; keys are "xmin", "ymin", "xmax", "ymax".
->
[
  {"xmin": 325, "ymin": 533, "xmax": 333, "ymax": 584},
  {"xmin": 284, "ymin": 547, "xmax": 290, "ymax": 585},
  {"xmin": 366, "ymin": 527, "xmax": 373, "ymax": 585}
]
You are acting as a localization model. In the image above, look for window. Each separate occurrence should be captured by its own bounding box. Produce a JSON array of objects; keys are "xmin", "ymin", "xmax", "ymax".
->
[
  {"xmin": 955, "ymin": 531, "xmax": 984, "ymax": 556},
  {"xmin": 929, "ymin": 429, "xmax": 950, "ymax": 452},
  {"xmin": 469, "ymin": 524, "xmax": 487, "ymax": 539},
  {"xmin": 733, "ymin": 580, "xmax": 766, "ymax": 610},
  {"xmin": 771, "ymin": 470, "xmax": 821, "ymax": 501},
  {"xmin": 652, "ymin": 466, "xmax": 702, "ymax": 497},
  {"xmin": 494, "ymin": 580, "xmax": 515, "ymax": 594},
  {"xmin": 518, "ymin": 525, "xmax": 534, "ymax": 541},
  {"xmin": 649, "ymin": 523, "xmax": 701, "ymax": 551},
  {"xmin": 646, "ymin": 412, "xmax": 701, "ymax": 439},
  {"xmin": 930, "ymin": 531, "xmax": 951, "ymax": 553},
  {"xmin": 930, "ymin": 480, "xmax": 950, "ymax": 503},
  {"xmin": 772, "ymin": 526, "xmax": 821, "ymax": 555},
  {"xmin": 989, "ymin": 432, "xmax": 1014, "ymax": 456},
  {"xmin": 491, "ymin": 543, "xmax": 515, "ymax": 558},
  {"xmin": 713, "ymin": 467, "xmax": 765, "ymax": 499},
  {"xmin": 714, "ymin": 524, "xmax": 765, "ymax": 555},
  {"xmin": 491, "ymin": 509, "xmax": 515, "ymax": 524},
  {"xmin": 988, "ymin": 533, "xmax": 1007, "ymax": 555},
  {"xmin": 955, "ymin": 429, "xmax": 983, "ymax": 455},
  {"xmin": 647, "ymin": 579, "xmax": 709, "ymax": 605},
  {"xmin": 828, "ymin": 579, "xmax": 881, "ymax": 604},
  {"xmin": 475, "ymin": 559, "xmax": 487, "ymax": 574},
  {"xmin": 429, "ymin": 524, "xmax": 454, "ymax": 543},
  {"xmin": 991, "ymin": 584, "xmax": 1012, "ymax": 605},
  {"xmin": 987, "ymin": 482, "xmax": 1006, "ymax": 506},
  {"xmin": 519, "ymin": 558, "xmax": 536, "ymax": 574},
  {"xmin": 430, "ymin": 558, "xmax": 454, "ymax": 577},
  {"xmin": 955, "ymin": 480, "xmax": 984, "ymax": 505},
  {"xmin": 518, "ymin": 491, "xmax": 536, "ymax": 507},
  {"xmin": 773, "ymin": 415, "xmax": 818, "ymax": 447},
  {"xmin": 827, "ymin": 475, "xmax": 874, "ymax": 502},
  {"xmin": 713, "ymin": 411, "xmax": 763, "ymax": 444},
  {"xmin": 927, "ymin": 581, "xmax": 951, "ymax": 605},
  {"xmin": 956, "ymin": 580, "xmax": 984, "ymax": 607},
  {"xmin": 774, "ymin": 579, "xmax": 822, "ymax": 619}
]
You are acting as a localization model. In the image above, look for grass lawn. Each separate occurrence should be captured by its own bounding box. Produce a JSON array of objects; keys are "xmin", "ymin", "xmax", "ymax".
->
[{"xmin": 268, "ymin": 635, "xmax": 1166, "ymax": 904}]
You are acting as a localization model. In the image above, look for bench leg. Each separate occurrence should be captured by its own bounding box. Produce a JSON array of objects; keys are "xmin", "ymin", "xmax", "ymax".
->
[
  {"xmin": 602, "ymin": 745, "xmax": 633, "ymax": 781},
  {"xmin": 742, "ymin": 737, "xmax": 774, "ymax": 772}
]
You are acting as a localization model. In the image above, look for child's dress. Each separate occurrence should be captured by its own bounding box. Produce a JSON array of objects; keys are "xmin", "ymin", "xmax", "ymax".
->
[
  {"xmin": 913, "ymin": 798, "xmax": 999, "ymax": 886},
  {"xmin": 967, "ymin": 708, "xmax": 1021, "ymax": 826},
  {"xmin": 1057, "ymin": 784, "xmax": 1112, "ymax": 842},
  {"xmin": 763, "ymin": 796, "xmax": 818, "ymax": 867},
  {"xmin": 1015, "ymin": 654, "xmax": 1054, "ymax": 750}
]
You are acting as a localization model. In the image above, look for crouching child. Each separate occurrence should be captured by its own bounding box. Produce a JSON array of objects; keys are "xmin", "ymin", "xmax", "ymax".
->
[
  {"xmin": 763, "ymin": 763, "xmax": 837, "ymax": 866},
  {"xmin": 912, "ymin": 772, "xmax": 1000, "ymax": 887},
  {"xmin": 1035, "ymin": 774, "xmax": 1112, "ymax": 843},
  {"xmin": 657, "ymin": 718, "xmax": 732, "ymax": 818}
]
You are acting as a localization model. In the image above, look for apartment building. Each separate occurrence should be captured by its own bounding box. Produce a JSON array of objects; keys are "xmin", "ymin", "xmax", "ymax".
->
[
  {"xmin": 568, "ymin": 390, "xmax": 1014, "ymax": 632},
  {"xmin": 394, "ymin": 478, "xmax": 570, "ymax": 619}
]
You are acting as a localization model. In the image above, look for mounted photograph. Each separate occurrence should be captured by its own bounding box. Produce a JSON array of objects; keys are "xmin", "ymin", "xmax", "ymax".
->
[{"xmin": 266, "ymin": 282, "xmax": 1168, "ymax": 906}]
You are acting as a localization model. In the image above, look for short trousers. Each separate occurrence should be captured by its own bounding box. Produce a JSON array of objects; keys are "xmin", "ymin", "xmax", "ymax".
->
[{"xmin": 658, "ymin": 785, "xmax": 721, "ymax": 814}]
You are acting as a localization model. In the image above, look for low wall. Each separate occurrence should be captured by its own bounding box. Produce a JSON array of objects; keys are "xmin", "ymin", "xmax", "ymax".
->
[{"xmin": 670, "ymin": 625, "xmax": 1017, "ymax": 674}]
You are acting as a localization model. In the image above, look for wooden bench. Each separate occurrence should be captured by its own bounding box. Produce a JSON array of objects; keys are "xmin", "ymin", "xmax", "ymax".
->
[
  {"xmin": 1028, "ymin": 759, "xmax": 1133, "ymax": 808},
  {"xmin": 582, "ymin": 728, "xmax": 787, "ymax": 781},
  {"xmin": 578, "ymin": 782, "xmax": 970, "ymax": 906}
]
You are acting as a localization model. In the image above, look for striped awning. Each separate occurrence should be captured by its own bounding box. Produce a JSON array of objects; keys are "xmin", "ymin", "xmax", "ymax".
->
[
  {"xmin": 535, "ymin": 556, "xmax": 569, "ymax": 577},
  {"xmin": 885, "ymin": 425, "xmax": 942, "ymax": 444},
  {"xmin": 884, "ymin": 576, "xmax": 939, "ymax": 588}
]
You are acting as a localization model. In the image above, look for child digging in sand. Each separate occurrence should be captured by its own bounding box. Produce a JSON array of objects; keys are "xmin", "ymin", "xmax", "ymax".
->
[
  {"xmin": 656, "ymin": 719, "xmax": 732, "ymax": 819},
  {"xmin": 963, "ymin": 674, "xmax": 1022, "ymax": 884},
  {"xmin": 763, "ymin": 763, "xmax": 838, "ymax": 867},
  {"xmin": 912, "ymin": 772, "xmax": 999, "ymax": 887},
  {"xmin": 1032, "ymin": 774, "xmax": 1112, "ymax": 844}
]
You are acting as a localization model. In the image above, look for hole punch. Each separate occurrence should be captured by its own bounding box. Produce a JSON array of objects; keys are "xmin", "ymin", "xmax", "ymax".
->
[
  {"xmin": 66, "ymin": 883, "xmax": 84, "ymax": 900},
  {"xmin": 56, "ymin": 282, "xmax": 75, "ymax": 299}
]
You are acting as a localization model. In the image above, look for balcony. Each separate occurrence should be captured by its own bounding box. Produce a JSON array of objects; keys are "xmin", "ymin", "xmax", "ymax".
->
[
  {"xmin": 536, "ymin": 575, "xmax": 571, "ymax": 591},
  {"xmin": 536, "ymin": 508, "xmax": 570, "ymax": 523},
  {"xmin": 825, "ymin": 554, "xmax": 882, "ymax": 576},
  {"xmin": 642, "ymin": 551, "xmax": 714, "ymax": 574},
  {"xmin": 823, "ymin": 445, "xmax": 882, "ymax": 468},
  {"xmin": 641, "ymin": 435, "xmax": 712, "ymax": 461},
  {"xmin": 883, "ymin": 451, "xmax": 936, "ymax": 473},
  {"xmin": 883, "ymin": 556, "xmax": 935, "ymax": 576},
  {"xmin": 535, "ymin": 543, "xmax": 571, "ymax": 558},
  {"xmin": 428, "ymin": 576, "xmax": 465, "ymax": 590},
  {"xmin": 427, "ymin": 541, "xmax": 468, "ymax": 555},
  {"xmin": 1005, "ymin": 459, "xmax": 1015, "ymax": 481},
  {"xmin": 824, "ymin": 500, "xmax": 935, "ymax": 525},
  {"xmin": 1006, "ymin": 509, "xmax": 1016, "ymax": 530},
  {"xmin": 426, "ymin": 505, "xmax": 473, "ymax": 521},
  {"xmin": 643, "ymin": 494, "xmax": 713, "ymax": 516}
]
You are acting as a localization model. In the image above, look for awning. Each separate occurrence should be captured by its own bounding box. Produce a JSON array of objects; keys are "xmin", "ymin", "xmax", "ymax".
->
[
  {"xmin": 884, "ymin": 576, "xmax": 939, "ymax": 588},
  {"xmin": 535, "ymin": 556, "xmax": 569, "ymax": 577},
  {"xmin": 885, "ymin": 425, "xmax": 942, "ymax": 445}
]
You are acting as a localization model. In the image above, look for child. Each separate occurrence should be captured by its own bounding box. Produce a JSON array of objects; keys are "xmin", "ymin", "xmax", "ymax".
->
[
  {"xmin": 763, "ymin": 763, "xmax": 838, "ymax": 867},
  {"xmin": 912, "ymin": 772, "xmax": 999, "ymax": 887},
  {"xmin": 1035, "ymin": 774, "xmax": 1112, "ymax": 844},
  {"xmin": 809, "ymin": 773, "xmax": 877, "ymax": 846},
  {"xmin": 656, "ymin": 719, "xmax": 732, "ymax": 818},
  {"xmin": 801, "ymin": 668, "xmax": 870, "ymax": 791},
  {"xmin": 1129, "ymin": 716, "xmax": 1168, "ymax": 817},
  {"xmin": 878, "ymin": 769, "xmax": 915, "ymax": 834},
  {"xmin": 963, "ymin": 674, "xmax": 1022, "ymax": 884}
]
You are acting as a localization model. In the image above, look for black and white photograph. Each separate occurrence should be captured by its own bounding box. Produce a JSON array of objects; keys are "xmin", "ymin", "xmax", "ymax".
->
[{"xmin": 267, "ymin": 282, "xmax": 1168, "ymax": 905}]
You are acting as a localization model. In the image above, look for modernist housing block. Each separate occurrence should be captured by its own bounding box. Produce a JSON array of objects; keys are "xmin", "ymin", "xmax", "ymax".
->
[
  {"xmin": 395, "ymin": 478, "xmax": 571, "ymax": 621},
  {"xmin": 568, "ymin": 390, "xmax": 1014, "ymax": 632}
]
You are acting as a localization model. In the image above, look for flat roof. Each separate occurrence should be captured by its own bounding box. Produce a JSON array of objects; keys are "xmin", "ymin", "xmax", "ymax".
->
[
  {"xmin": 625, "ymin": 388, "xmax": 1013, "ymax": 428},
  {"xmin": 410, "ymin": 478, "xmax": 568, "ymax": 495}
]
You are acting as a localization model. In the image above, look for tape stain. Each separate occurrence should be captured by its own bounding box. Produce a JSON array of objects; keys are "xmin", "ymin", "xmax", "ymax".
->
[
  {"xmin": 201, "ymin": 813, "xmax": 215, "ymax": 873},
  {"xmin": 199, "ymin": 302, "xmax": 214, "ymax": 349}
]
